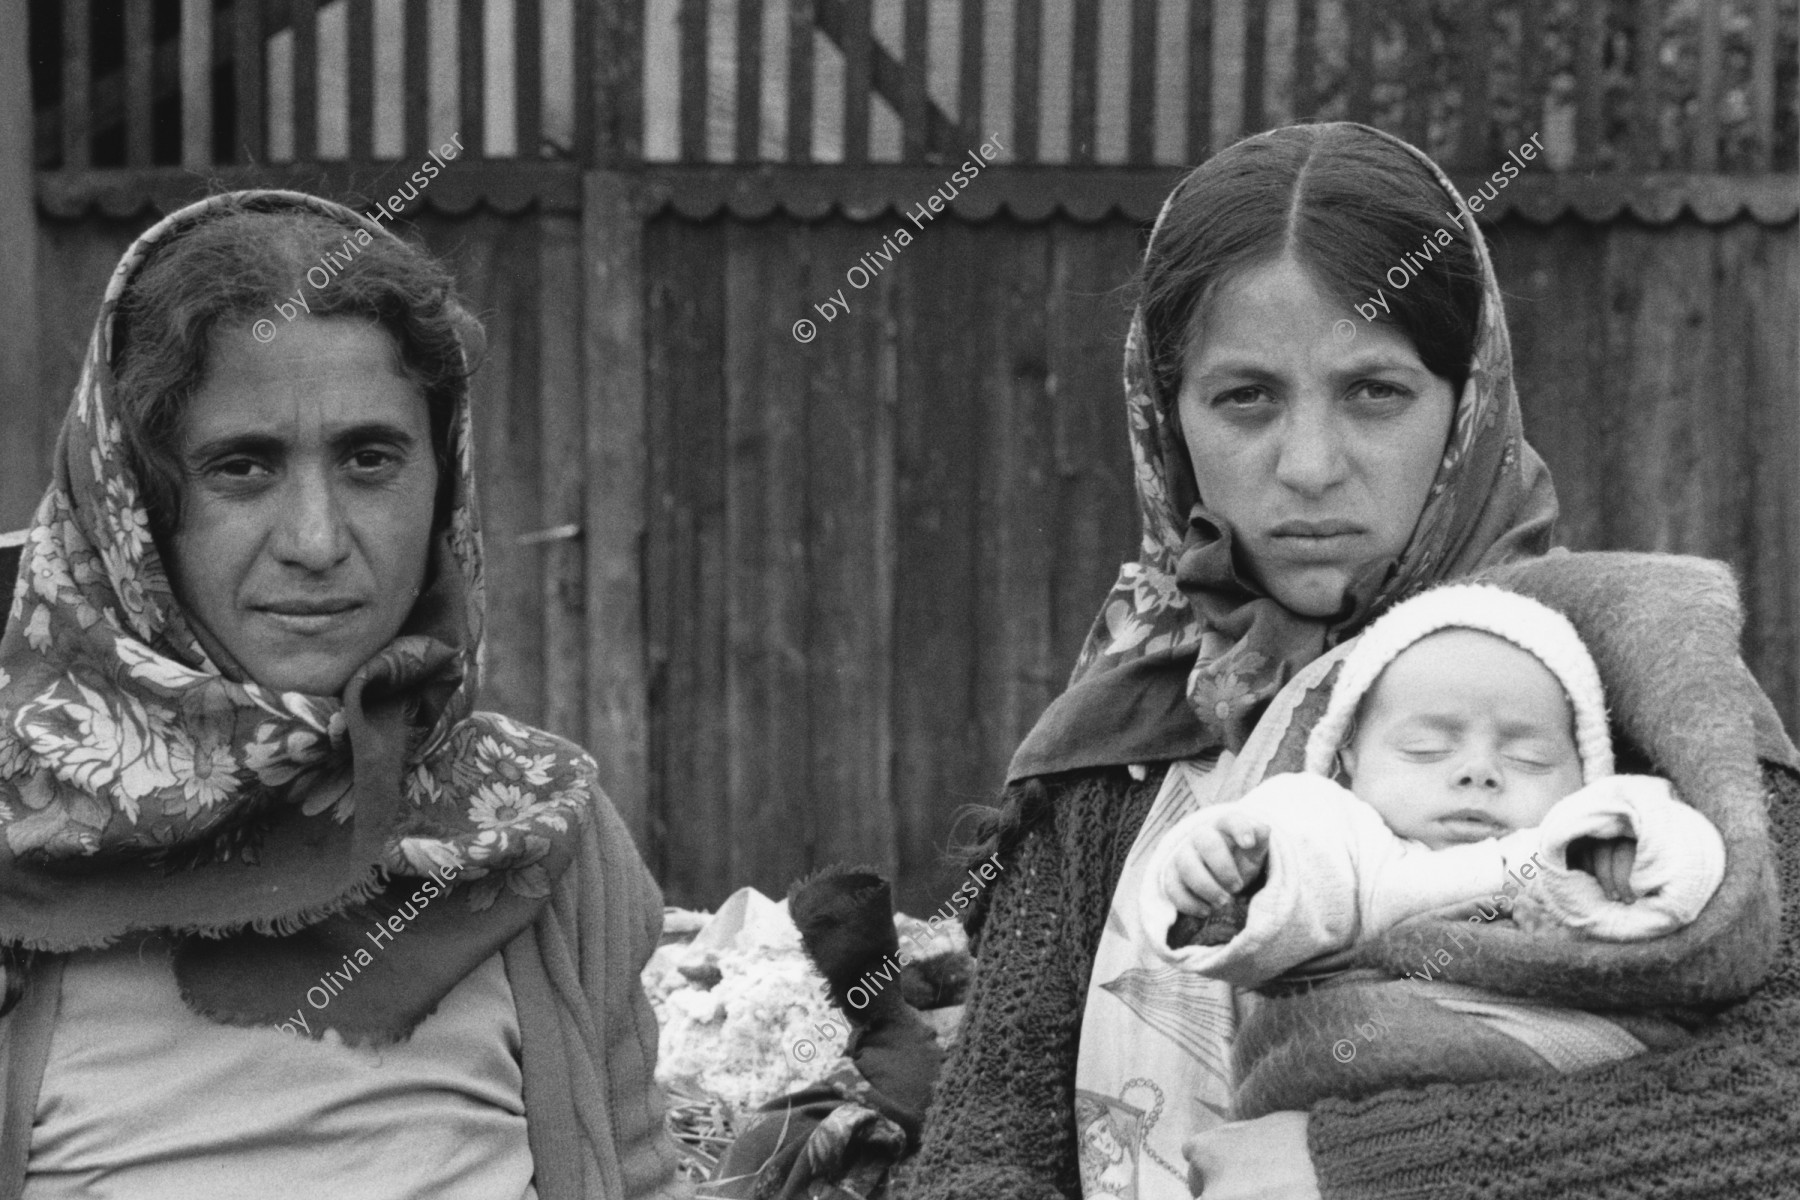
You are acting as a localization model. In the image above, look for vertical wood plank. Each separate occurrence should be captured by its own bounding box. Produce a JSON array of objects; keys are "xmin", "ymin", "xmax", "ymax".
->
[
  {"xmin": 347, "ymin": 0, "xmax": 374, "ymax": 159},
  {"xmin": 679, "ymin": 0, "xmax": 708, "ymax": 161},
  {"xmin": 443, "ymin": 215, "xmax": 546, "ymax": 726},
  {"xmin": 1629, "ymin": 0, "xmax": 1659, "ymax": 169},
  {"xmin": 61, "ymin": 0, "xmax": 90, "ymax": 169},
  {"xmin": 1012, "ymin": 0, "xmax": 1040, "ymax": 162},
  {"xmin": 958, "ymin": 0, "xmax": 983, "ymax": 146},
  {"xmin": 1128, "ymin": 0, "xmax": 1156, "ymax": 163},
  {"xmin": 538, "ymin": 213, "xmax": 586, "ymax": 743},
  {"xmin": 1345, "ymin": 0, "xmax": 1372, "ymax": 124},
  {"xmin": 584, "ymin": 171, "xmax": 651, "ymax": 848},
  {"xmin": 842, "ymin": 0, "xmax": 872, "ymax": 164},
  {"xmin": 1517, "ymin": 0, "xmax": 1545, "ymax": 151},
  {"xmin": 1046, "ymin": 223, "xmax": 1139, "ymax": 678},
  {"xmin": 459, "ymin": 0, "xmax": 484, "ymax": 155},
  {"xmin": 1291, "ymin": 0, "xmax": 1315, "ymax": 121},
  {"xmin": 892, "ymin": 220, "xmax": 984, "ymax": 912},
  {"xmin": 1692, "ymin": 0, "xmax": 1720, "ymax": 171},
  {"xmin": 724, "ymin": 219, "xmax": 811, "ymax": 897},
  {"xmin": 294, "ymin": 0, "xmax": 318, "ymax": 161},
  {"xmin": 1749, "ymin": 0, "xmax": 1776, "ymax": 170},
  {"xmin": 233, "ymin": 0, "xmax": 263, "ymax": 163},
  {"xmin": 181, "ymin": 0, "xmax": 213, "ymax": 167},
  {"xmin": 901, "ymin": 0, "xmax": 927, "ymax": 162},
  {"xmin": 973, "ymin": 227, "xmax": 1056, "ymax": 816},
  {"xmin": 0, "ymin": 0, "xmax": 40, "ymax": 527},
  {"xmin": 1400, "ymin": 0, "xmax": 1430, "ymax": 150},
  {"xmin": 517, "ymin": 0, "xmax": 543, "ymax": 158},
  {"xmin": 1457, "ymin": 0, "xmax": 1490, "ymax": 169},
  {"xmin": 404, "ymin": 0, "xmax": 428, "ymax": 157},
  {"xmin": 1241, "ymin": 0, "xmax": 1267, "ymax": 134},
  {"xmin": 787, "ymin": 0, "xmax": 815, "ymax": 162},
  {"xmin": 643, "ymin": 214, "xmax": 730, "ymax": 902},
  {"xmin": 736, "ymin": 0, "xmax": 765, "ymax": 161},
  {"xmin": 1069, "ymin": 0, "xmax": 1099, "ymax": 163},
  {"xmin": 1186, "ymin": 0, "xmax": 1211, "ymax": 160},
  {"xmin": 126, "ymin": 1, "xmax": 153, "ymax": 165},
  {"xmin": 805, "ymin": 226, "xmax": 898, "ymax": 877},
  {"xmin": 1574, "ymin": 0, "xmax": 1605, "ymax": 168}
]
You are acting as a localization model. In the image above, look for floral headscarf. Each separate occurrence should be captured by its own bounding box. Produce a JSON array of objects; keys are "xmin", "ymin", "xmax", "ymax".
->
[
  {"xmin": 0, "ymin": 190, "xmax": 594, "ymax": 1042},
  {"xmin": 1009, "ymin": 124, "xmax": 1559, "ymax": 781}
]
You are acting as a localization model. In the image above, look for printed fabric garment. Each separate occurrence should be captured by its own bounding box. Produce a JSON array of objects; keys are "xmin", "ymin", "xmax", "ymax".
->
[
  {"xmin": 24, "ymin": 937, "xmax": 536, "ymax": 1200},
  {"xmin": 1008, "ymin": 122, "xmax": 1559, "ymax": 782},
  {"xmin": 0, "ymin": 190, "xmax": 594, "ymax": 1043},
  {"xmin": 1075, "ymin": 757, "xmax": 1238, "ymax": 1200}
]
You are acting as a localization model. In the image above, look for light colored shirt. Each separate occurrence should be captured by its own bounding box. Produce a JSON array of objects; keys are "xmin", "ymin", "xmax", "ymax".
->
[{"xmin": 25, "ymin": 935, "xmax": 538, "ymax": 1200}]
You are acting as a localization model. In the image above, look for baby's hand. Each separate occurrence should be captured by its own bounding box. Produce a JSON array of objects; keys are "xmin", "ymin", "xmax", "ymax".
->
[
  {"xmin": 1162, "ymin": 810, "xmax": 1270, "ymax": 916},
  {"xmin": 1567, "ymin": 835, "xmax": 1639, "ymax": 903}
]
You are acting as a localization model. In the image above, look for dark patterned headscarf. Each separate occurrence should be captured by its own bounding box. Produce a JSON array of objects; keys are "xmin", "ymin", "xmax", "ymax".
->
[
  {"xmin": 1010, "ymin": 125, "xmax": 1559, "ymax": 781},
  {"xmin": 0, "ymin": 190, "xmax": 594, "ymax": 1042}
]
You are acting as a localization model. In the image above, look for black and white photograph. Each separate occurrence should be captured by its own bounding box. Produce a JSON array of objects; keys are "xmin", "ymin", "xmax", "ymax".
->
[{"xmin": 1, "ymin": 1, "xmax": 1798, "ymax": 1196}]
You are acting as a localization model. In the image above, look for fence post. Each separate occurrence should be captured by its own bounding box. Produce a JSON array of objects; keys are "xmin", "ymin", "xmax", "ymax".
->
[{"xmin": 0, "ymin": 0, "xmax": 40, "ymax": 529}]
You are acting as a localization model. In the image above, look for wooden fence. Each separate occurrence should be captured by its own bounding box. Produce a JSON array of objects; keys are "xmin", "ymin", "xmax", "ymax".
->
[{"xmin": 10, "ymin": 0, "xmax": 1800, "ymax": 910}]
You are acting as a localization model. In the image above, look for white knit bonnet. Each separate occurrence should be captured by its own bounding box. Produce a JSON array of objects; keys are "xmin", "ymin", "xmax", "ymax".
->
[{"xmin": 1303, "ymin": 583, "xmax": 1614, "ymax": 782}]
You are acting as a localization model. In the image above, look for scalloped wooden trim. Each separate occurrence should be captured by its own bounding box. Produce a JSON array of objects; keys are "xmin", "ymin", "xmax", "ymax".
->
[{"xmin": 35, "ymin": 165, "xmax": 1797, "ymax": 227}]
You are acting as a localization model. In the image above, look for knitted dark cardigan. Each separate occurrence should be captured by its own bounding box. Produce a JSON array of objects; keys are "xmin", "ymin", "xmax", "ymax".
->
[{"xmin": 902, "ymin": 762, "xmax": 1800, "ymax": 1200}]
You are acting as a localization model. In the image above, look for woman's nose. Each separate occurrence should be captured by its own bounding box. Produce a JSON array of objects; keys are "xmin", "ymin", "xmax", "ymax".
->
[
  {"xmin": 273, "ymin": 473, "xmax": 351, "ymax": 570},
  {"xmin": 1271, "ymin": 402, "xmax": 1349, "ymax": 495}
]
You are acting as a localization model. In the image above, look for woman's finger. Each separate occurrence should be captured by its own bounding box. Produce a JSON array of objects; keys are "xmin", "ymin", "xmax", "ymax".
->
[{"xmin": 1171, "ymin": 839, "xmax": 1239, "ymax": 909}]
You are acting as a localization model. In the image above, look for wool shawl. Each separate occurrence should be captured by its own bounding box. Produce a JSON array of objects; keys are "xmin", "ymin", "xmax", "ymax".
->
[
  {"xmin": 0, "ymin": 190, "xmax": 592, "ymax": 1044},
  {"xmin": 1009, "ymin": 123, "xmax": 1558, "ymax": 781}
]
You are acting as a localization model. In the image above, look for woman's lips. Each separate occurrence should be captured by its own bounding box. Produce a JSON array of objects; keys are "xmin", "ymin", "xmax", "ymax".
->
[
  {"xmin": 254, "ymin": 601, "xmax": 360, "ymax": 635},
  {"xmin": 1264, "ymin": 521, "xmax": 1366, "ymax": 561}
]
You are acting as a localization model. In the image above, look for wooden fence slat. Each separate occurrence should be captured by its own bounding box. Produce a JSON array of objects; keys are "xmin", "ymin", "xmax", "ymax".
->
[
  {"xmin": 1750, "ymin": 0, "xmax": 1777, "ymax": 170},
  {"xmin": 1458, "ymin": 0, "xmax": 1490, "ymax": 169},
  {"xmin": 0, "ymin": 0, "xmax": 40, "ymax": 528},
  {"xmin": 644, "ymin": 214, "xmax": 730, "ymax": 899},
  {"xmin": 1242, "ymin": 0, "xmax": 1267, "ymax": 135},
  {"xmin": 787, "ymin": 0, "xmax": 814, "ymax": 162},
  {"xmin": 1346, "ymin": 0, "xmax": 1373, "ymax": 125},
  {"xmin": 958, "ymin": 0, "xmax": 983, "ymax": 147},
  {"xmin": 724, "ymin": 220, "xmax": 811, "ymax": 895},
  {"xmin": 181, "ymin": 0, "xmax": 212, "ymax": 167},
  {"xmin": 842, "ymin": 0, "xmax": 872, "ymax": 164},
  {"xmin": 1127, "ymin": 0, "xmax": 1156, "ymax": 163},
  {"xmin": 901, "ymin": 0, "xmax": 927, "ymax": 162},
  {"xmin": 404, "ymin": 0, "xmax": 427, "ymax": 158},
  {"xmin": 62, "ymin": 0, "xmax": 90, "ymax": 169},
  {"xmin": 538, "ymin": 213, "xmax": 585, "ymax": 742},
  {"xmin": 891, "ymin": 221, "xmax": 984, "ymax": 913},
  {"xmin": 584, "ymin": 171, "xmax": 651, "ymax": 848},
  {"xmin": 1518, "ymin": 0, "xmax": 1545, "ymax": 154},
  {"xmin": 679, "ymin": 0, "xmax": 707, "ymax": 162},
  {"xmin": 459, "ymin": 0, "xmax": 484, "ymax": 155},
  {"xmin": 736, "ymin": 0, "xmax": 765, "ymax": 161},
  {"xmin": 805, "ymin": 228, "xmax": 897, "ymax": 877},
  {"xmin": 126, "ymin": 2, "xmax": 153, "ymax": 166},
  {"xmin": 516, "ymin": 0, "xmax": 543, "ymax": 159},
  {"xmin": 232, "ymin": 0, "xmax": 263, "ymax": 163},
  {"xmin": 1069, "ymin": 0, "xmax": 1099, "ymax": 163},
  {"xmin": 348, "ymin": 0, "xmax": 374, "ymax": 160},
  {"xmin": 1292, "ymin": 0, "xmax": 1315, "ymax": 121},
  {"xmin": 1574, "ymin": 0, "xmax": 1605, "ymax": 168},
  {"xmin": 294, "ymin": 0, "xmax": 318, "ymax": 162},
  {"xmin": 1630, "ymin": 0, "xmax": 1660, "ymax": 169},
  {"xmin": 1012, "ymin": 0, "xmax": 1039, "ymax": 162},
  {"xmin": 1693, "ymin": 0, "xmax": 1720, "ymax": 172},
  {"xmin": 1187, "ymin": 0, "xmax": 1211, "ymax": 160}
]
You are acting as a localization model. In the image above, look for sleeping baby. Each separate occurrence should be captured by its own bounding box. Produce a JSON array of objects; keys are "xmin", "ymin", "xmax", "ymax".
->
[{"xmin": 1138, "ymin": 583, "xmax": 1728, "ymax": 1116}]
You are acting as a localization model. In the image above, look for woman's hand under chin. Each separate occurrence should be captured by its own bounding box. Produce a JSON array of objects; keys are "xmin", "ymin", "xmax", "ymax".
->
[{"xmin": 1184, "ymin": 1111, "xmax": 1320, "ymax": 1199}]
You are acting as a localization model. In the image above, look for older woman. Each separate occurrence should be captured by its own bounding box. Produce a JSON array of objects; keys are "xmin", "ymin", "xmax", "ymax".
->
[
  {"xmin": 906, "ymin": 124, "xmax": 1800, "ymax": 1198},
  {"xmin": 0, "ymin": 191, "xmax": 688, "ymax": 1199}
]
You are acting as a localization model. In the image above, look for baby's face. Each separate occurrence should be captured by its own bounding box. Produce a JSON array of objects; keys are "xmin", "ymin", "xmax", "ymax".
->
[{"xmin": 1340, "ymin": 629, "xmax": 1585, "ymax": 850}]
